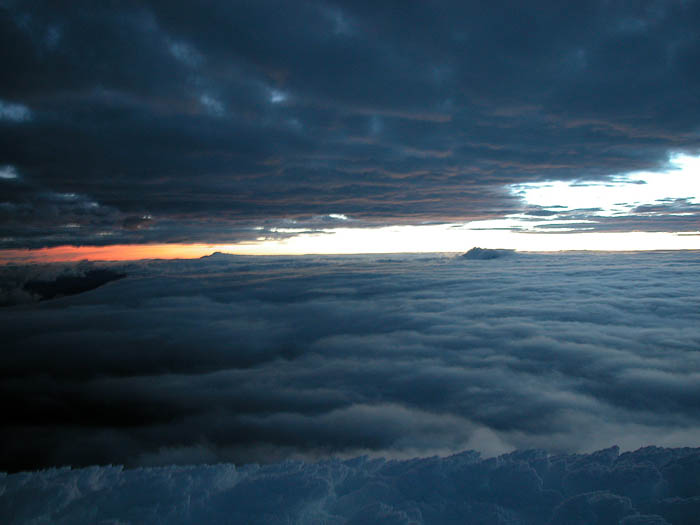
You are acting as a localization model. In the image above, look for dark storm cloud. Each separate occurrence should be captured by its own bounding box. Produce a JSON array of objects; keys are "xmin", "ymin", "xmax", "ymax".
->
[
  {"xmin": 1, "ymin": 252, "xmax": 699, "ymax": 472},
  {"xmin": 2, "ymin": 1, "xmax": 700, "ymax": 247}
]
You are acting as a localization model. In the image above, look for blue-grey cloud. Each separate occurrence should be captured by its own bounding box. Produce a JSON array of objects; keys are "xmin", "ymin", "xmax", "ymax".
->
[{"xmin": 1, "ymin": 251, "xmax": 699, "ymax": 473}]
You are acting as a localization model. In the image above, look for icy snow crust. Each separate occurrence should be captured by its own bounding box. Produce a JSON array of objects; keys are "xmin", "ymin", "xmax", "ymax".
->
[{"xmin": 2, "ymin": 446, "xmax": 699, "ymax": 524}]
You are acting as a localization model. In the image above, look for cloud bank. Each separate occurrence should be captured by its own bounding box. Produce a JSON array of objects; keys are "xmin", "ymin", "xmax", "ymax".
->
[{"xmin": 1, "ymin": 252, "xmax": 699, "ymax": 473}]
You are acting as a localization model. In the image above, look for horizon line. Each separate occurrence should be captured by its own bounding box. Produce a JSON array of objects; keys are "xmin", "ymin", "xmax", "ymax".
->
[{"xmin": 2, "ymin": 241, "xmax": 700, "ymax": 264}]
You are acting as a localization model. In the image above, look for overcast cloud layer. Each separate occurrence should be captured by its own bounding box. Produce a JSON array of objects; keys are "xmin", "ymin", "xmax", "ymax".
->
[
  {"xmin": 2, "ymin": 1, "xmax": 700, "ymax": 247},
  {"xmin": 1, "ymin": 251, "xmax": 699, "ymax": 472}
]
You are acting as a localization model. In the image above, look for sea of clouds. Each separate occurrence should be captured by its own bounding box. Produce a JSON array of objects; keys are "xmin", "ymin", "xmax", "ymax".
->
[
  {"xmin": 1, "ymin": 250, "xmax": 700, "ymax": 522},
  {"xmin": 2, "ymin": 251, "xmax": 700, "ymax": 469}
]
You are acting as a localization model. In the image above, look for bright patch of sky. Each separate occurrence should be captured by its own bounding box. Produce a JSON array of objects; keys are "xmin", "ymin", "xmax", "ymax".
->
[
  {"xmin": 221, "ymin": 225, "xmax": 700, "ymax": 255},
  {"xmin": 220, "ymin": 153, "xmax": 700, "ymax": 254},
  {"xmin": 511, "ymin": 153, "xmax": 700, "ymax": 218}
]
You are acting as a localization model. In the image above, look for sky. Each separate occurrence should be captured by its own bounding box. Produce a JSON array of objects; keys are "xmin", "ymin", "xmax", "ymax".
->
[{"xmin": 2, "ymin": 1, "xmax": 700, "ymax": 259}]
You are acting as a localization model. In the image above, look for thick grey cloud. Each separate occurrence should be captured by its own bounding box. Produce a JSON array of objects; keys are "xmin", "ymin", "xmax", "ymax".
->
[
  {"xmin": 1, "ymin": 1, "xmax": 700, "ymax": 247},
  {"xmin": 2, "ymin": 445, "xmax": 699, "ymax": 524},
  {"xmin": 1, "ymin": 251, "xmax": 699, "ymax": 472}
]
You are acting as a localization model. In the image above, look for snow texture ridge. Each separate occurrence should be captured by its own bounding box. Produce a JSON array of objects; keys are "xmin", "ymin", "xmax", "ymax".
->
[{"xmin": 2, "ymin": 446, "xmax": 699, "ymax": 524}]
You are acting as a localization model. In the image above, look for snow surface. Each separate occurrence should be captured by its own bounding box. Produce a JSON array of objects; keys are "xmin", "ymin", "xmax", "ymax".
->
[{"xmin": 2, "ymin": 446, "xmax": 699, "ymax": 524}]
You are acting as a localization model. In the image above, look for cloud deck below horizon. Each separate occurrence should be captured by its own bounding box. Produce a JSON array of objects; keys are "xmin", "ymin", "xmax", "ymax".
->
[{"xmin": 1, "ymin": 251, "xmax": 699, "ymax": 474}]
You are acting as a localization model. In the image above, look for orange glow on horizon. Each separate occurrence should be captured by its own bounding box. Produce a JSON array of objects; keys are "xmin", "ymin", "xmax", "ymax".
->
[
  {"xmin": 2, "ymin": 225, "xmax": 700, "ymax": 264},
  {"xmin": 0, "ymin": 243, "xmax": 222, "ymax": 264}
]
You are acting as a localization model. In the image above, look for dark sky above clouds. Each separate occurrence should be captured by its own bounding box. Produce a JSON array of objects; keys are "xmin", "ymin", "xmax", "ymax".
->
[{"xmin": 2, "ymin": 1, "xmax": 700, "ymax": 248}]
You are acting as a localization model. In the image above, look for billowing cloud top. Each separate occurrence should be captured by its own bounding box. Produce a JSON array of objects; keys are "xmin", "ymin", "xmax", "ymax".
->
[
  {"xmin": 2, "ymin": 1, "xmax": 700, "ymax": 248},
  {"xmin": 2, "ymin": 251, "xmax": 700, "ymax": 474}
]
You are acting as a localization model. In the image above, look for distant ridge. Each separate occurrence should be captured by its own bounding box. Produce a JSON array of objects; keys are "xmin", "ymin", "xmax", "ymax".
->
[
  {"xmin": 200, "ymin": 251, "xmax": 235, "ymax": 260},
  {"xmin": 462, "ymin": 247, "xmax": 515, "ymax": 259}
]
